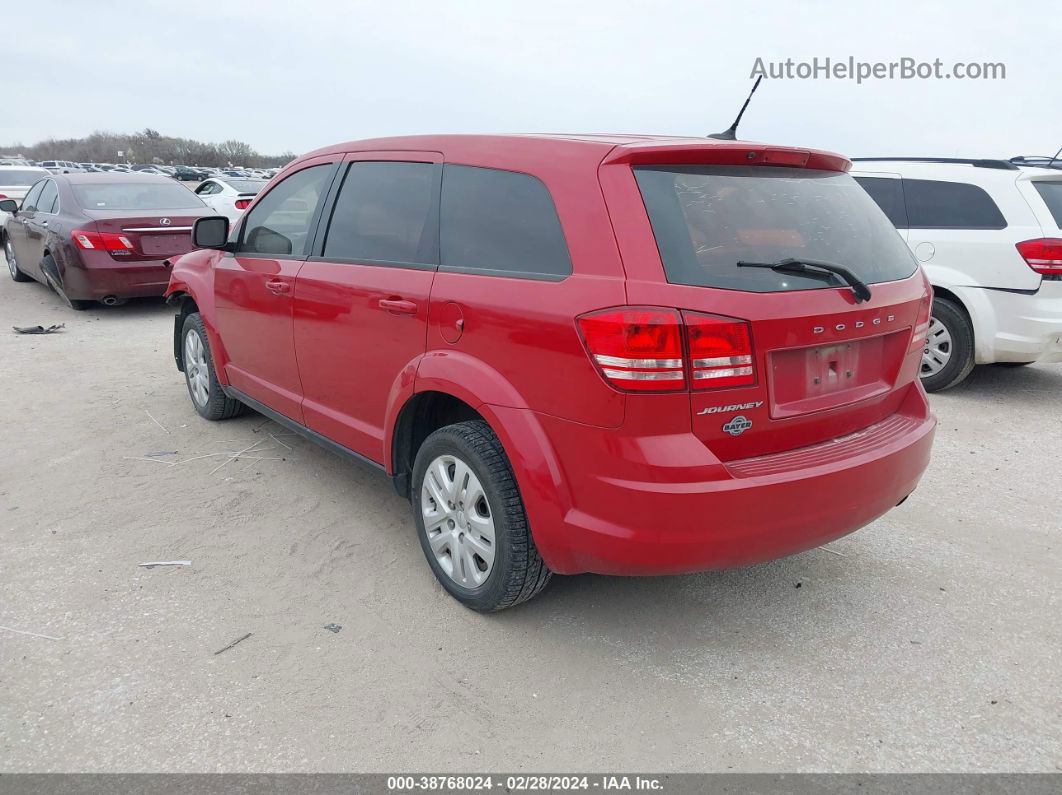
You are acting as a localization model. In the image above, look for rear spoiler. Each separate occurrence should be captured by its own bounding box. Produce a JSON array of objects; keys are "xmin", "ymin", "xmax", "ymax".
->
[{"xmin": 603, "ymin": 142, "xmax": 850, "ymax": 172}]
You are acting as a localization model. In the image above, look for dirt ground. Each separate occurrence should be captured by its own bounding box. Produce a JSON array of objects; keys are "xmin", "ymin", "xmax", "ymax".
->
[{"xmin": 0, "ymin": 262, "xmax": 1059, "ymax": 773}]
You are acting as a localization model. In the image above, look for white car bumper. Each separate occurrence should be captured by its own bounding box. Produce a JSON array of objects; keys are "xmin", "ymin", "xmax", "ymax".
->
[{"xmin": 963, "ymin": 281, "xmax": 1062, "ymax": 364}]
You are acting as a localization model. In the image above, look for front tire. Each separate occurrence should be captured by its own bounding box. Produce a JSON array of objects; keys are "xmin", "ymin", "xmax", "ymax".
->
[
  {"xmin": 5, "ymin": 237, "xmax": 31, "ymax": 282},
  {"xmin": 181, "ymin": 312, "xmax": 244, "ymax": 420},
  {"xmin": 920, "ymin": 298, "xmax": 975, "ymax": 392},
  {"xmin": 412, "ymin": 420, "xmax": 551, "ymax": 611}
]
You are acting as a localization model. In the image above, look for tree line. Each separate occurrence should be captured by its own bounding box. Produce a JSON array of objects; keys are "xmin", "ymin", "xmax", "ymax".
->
[{"xmin": 1, "ymin": 129, "xmax": 296, "ymax": 168}]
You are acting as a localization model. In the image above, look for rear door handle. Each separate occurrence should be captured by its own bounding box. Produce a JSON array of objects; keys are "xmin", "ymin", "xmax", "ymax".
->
[
  {"xmin": 265, "ymin": 279, "xmax": 291, "ymax": 295},
  {"xmin": 378, "ymin": 298, "xmax": 417, "ymax": 315}
]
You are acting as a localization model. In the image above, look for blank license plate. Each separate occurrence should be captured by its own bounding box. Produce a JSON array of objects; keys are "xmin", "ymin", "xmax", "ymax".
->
[{"xmin": 140, "ymin": 234, "xmax": 191, "ymax": 256}]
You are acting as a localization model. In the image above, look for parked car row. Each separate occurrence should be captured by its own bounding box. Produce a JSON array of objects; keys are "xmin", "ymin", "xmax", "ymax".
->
[{"xmin": 29, "ymin": 160, "xmax": 280, "ymax": 181}]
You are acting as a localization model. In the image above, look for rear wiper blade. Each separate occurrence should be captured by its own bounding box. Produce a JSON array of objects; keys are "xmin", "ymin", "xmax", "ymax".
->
[{"xmin": 737, "ymin": 257, "xmax": 873, "ymax": 303}]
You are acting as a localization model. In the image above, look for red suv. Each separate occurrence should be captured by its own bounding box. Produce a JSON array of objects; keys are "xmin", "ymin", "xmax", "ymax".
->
[{"xmin": 166, "ymin": 135, "xmax": 936, "ymax": 611}]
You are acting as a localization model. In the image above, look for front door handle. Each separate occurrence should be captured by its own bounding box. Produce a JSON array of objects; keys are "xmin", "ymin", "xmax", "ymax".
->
[
  {"xmin": 265, "ymin": 279, "xmax": 290, "ymax": 295},
  {"xmin": 378, "ymin": 298, "xmax": 417, "ymax": 315}
]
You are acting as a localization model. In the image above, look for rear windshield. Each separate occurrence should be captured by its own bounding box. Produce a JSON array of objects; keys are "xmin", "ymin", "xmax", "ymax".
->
[
  {"xmin": 226, "ymin": 179, "xmax": 266, "ymax": 194},
  {"xmin": 1033, "ymin": 182, "xmax": 1062, "ymax": 228},
  {"xmin": 0, "ymin": 170, "xmax": 46, "ymax": 185},
  {"xmin": 634, "ymin": 166, "xmax": 917, "ymax": 293},
  {"xmin": 71, "ymin": 182, "xmax": 206, "ymax": 210}
]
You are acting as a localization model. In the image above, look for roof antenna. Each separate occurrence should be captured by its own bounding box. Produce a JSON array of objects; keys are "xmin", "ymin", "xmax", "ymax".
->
[
  {"xmin": 708, "ymin": 76, "xmax": 763, "ymax": 141},
  {"xmin": 1048, "ymin": 143, "xmax": 1062, "ymax": 168}
]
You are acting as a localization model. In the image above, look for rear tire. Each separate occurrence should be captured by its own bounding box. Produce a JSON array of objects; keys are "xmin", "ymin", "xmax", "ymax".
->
[
  {"xmin": 181, "ymin": 312, "xmax": 244, "ymax": 421},
  {"xmin": 920, "ymin": 298, "xmax": 975, "ymax": 392},
  {"xmin": 411, "ymin": 420, "xmax": 552, "ymax": 611},
  {"xmin": 5, "ymin": 237, "xmax": 31, "ymax": 282}
]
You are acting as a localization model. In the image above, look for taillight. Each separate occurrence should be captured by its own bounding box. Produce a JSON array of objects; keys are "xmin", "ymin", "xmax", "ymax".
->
[
  {"xmin": 0, "ymin": 193, "xmax": 8, "ymax": 199},
  {"xmin": 684, "ymin": 312, "xmax": 755, "ymax": 389},
  {"xmin": 1016, "ymin": 238, "xmax": 1062, "ymax": 275},
  {"xmin": 577, "ymin": 308, "xmax": 686, "ymax": 391},
  {"xmin": 234, "ymin": 198, "xmax": 251, "ymax": 210},
  {"xmin": 72, "ymin": 229, "xmax": 134, "ymax": 255},
  {"xmin": 910, "ymin": 287, "xmax": 932, "ymax": 352},
  {"xmin": 577, "ymin": 307, "xmax": 756, "ymax": 392}
]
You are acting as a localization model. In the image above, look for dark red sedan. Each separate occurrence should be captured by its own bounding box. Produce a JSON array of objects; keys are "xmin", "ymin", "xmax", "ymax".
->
[{"xmin": 1, "ymin": 172, "xmax": 214, "ymax": 309}]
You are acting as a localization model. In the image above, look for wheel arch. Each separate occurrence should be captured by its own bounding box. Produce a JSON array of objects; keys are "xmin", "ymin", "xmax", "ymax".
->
[
  {"xmin": 165, "ymin": 271, "xmax": 230, "ymax": 380},
  {"xmin": 167, "ymin": 291, "xmax": 200, "ymax": 372},
  {"xmin": 386, "ymin": 363, "xmax": 574, "ymax": 572}
]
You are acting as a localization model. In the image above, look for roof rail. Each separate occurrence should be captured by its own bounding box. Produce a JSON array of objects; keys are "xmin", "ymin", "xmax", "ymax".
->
[
  {"xmin": 1008, "ymin": 155, "xmax": 1062, "ymax": 170},
  {"xmin": 851, "ymin": 157, "xmax": 1019, "ymax": 170}
]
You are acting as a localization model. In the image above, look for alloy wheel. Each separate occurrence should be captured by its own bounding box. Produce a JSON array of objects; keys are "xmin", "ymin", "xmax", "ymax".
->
[
  {"xmin": 420, "ymin": 454, "xmax": 496, "ymax": 589},
  {"xmin": 921, "ymin": 316, "xmax": 953, "ymax": 377},
  {"xmin": 5, "ymin": 239, "xmax": 16, "ymax": 278},
  {"xmin": 184, "ymin": 328, "xmax": 210, "ymax": 407}
]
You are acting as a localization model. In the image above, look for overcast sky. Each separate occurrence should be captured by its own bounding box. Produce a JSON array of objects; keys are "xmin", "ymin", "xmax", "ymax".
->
[{"xmin": 5, "ymin": 0, "xmax": 1060, "ymax": 160}]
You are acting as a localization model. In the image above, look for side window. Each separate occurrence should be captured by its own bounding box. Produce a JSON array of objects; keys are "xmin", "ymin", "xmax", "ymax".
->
[
  {"xmin": 21, "ymin": 181, "xmax": 46, "ymax": 211},
  {"xmin": 322, "ymin": 161, "xmax": 437, "ymax": 265},
  {"xmin": 902, "ymin": 178, "xmax": 1006, "ymax": 230},
  {"xmin": 855, "ymin": 176, "xmax": 908, "ymax": 228},
  {"xmin": 238, "ymin": 164, "xmax": 332, "ymax": 257},
  {"xmin": 37, "ymin": 181, "xmax": 58, "ymax": 214},
  {"xmin": 195, "ymin": 181, "xmax": 216, "ymax": 195},
  {"xmin": 440, "ymin": 165, "xmax": 572, "ymax": 279}
]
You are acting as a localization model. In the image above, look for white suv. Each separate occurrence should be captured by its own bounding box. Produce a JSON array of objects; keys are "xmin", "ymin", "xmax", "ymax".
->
[{"xmin": 851, "ymin": 157, "xmax": 1062, "ymax": 390}]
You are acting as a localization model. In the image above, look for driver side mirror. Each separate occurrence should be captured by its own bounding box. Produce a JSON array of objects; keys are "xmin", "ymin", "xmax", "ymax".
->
[
  {"xmin": 192, "ymin": 216, "xmax": 231, "ymax": 250},
  {"xmin": 0, "ymin": 199, "xmax": 18, "ymax": 214}
]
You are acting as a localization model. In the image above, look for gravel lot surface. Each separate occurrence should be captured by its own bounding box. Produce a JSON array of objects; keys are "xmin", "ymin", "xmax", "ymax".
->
[{"xmin": 1, "ymin": 263, "xmax": 1059, "ymax": 772}]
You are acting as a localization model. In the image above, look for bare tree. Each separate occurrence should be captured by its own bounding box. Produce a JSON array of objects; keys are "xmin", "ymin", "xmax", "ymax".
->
[{"xmin": 1, "ymin": 129, "xmax": 291, "ymax": 168}]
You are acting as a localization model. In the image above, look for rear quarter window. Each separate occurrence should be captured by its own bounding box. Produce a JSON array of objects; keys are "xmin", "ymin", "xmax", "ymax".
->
[
  {"xmin": 1032, "ymin": 182, "xmax": 1062, "ymax": 228},
  {"xmin": 854, "ymin": 176, "xmax": 909, "ymax": 227},
  {"xmin": 902, "ymin": 178, "xmax": 1007, "ymax": 229},
  {"xmin": 634, "ymin": 165, "xmax": 917, "ymax": 293},
  {"xmin": 440, "ymin": 165, "xmax": 572, "ymax": 279}
]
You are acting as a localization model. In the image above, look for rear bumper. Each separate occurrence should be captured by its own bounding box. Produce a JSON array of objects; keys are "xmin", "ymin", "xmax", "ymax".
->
[
  {"xmin": 515, "ymin": 386, "xmax": 935, "ymax": 576},
  {"xmin": 61, "ymin": 253, "xmax": 173, "ymax": 300},
  {"xmin": 964, "ymin": 282, "xmax": 1062, "ymax": 364}
]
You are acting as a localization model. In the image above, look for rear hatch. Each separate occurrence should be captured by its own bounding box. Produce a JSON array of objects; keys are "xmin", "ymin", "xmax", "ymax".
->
[
  {"xmin": 608, "ymin": 153, "xmax": 929, "ymax": 461},
  {"xmin": 82, "ymin": 209, "xmax": 206, "ymax": 260}
]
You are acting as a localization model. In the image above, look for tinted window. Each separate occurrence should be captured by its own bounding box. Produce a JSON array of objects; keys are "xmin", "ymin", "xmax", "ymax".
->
[
  {"xmin": 440, "ymin": 165, "xmax": 571, "ymax": 278},
  {"xmin": 0, "ymin": 170, "xmax": 47, "ymax": 186},
  {"xmin": 855, "ymin": 176, "xmax": 908, "ymax": 227},
  {"xmin": 1033, "ymin": 182, "xmax": 1062, "ymax": 228},
  {"xmin": 20, "ymin": 181, "xmax": 46, "ymax": 210},
  {"xmin": 239, "ymin": 164, "xmax": 332, "ymax": 257},
  {"xmin": 323, "ymin": 162, "xmax": 436, "ymax": 264},
  {"xmin": 902, "ymin": 178, "xmax": 1006, "ymax": 229},
  {"xmin": 634, "ymin": 166, "xmax": 917, "ymax": 293},
  {"xmin": 71, "ymin": 182, "xmax": 205, "ymax": 210},
  {"xmin": 37, "ymin": 181, "xmax": 58, "ymax": 214},
  {"xmin": 226, "ymin": 179, "xmax": 266, "ymax": 194}
]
